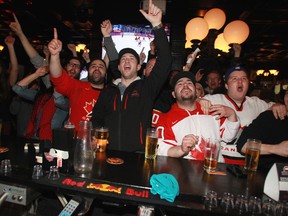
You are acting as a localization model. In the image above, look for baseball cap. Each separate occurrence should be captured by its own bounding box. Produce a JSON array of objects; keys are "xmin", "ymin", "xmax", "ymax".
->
[
  {"xmin": 171, "ymin": 71, "xmax": 196, "ymax": 89},
  {"xmin": 118, "ymin": 48, "xmax": 140, "ymax": 64},
  {"xmin": 225, "ymin": 65, "xmax": 248, "ymax": 80}
]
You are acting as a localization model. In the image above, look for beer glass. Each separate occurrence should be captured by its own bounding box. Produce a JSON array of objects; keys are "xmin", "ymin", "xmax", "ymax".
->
[
  {"xmin": 244, "ymin": 139, "xmax": 261, "ymax": 172},
  {"xmin": 203, "ymin": 138, "xmax": 221, "ymax": 171},
  {"xmin": 145, "ymin": 127, "xmax": 158, "ymax": 159},
  {"xmin": 95, "ymin": 127, "xmax": 109, "ymax": 153},
  {"xmin": 64, "ymin": 120, "xmax": 76, "ymax": 138}
]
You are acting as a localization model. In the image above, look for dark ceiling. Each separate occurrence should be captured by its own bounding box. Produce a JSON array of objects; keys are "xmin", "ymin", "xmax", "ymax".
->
[{"xmin": 0, "ymin": 0, "xmax": 287, "ymax": 76}]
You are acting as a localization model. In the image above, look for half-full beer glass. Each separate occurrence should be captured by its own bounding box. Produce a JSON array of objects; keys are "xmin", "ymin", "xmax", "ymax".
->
[
  {"xmin": 145, "ymin": 127, "xmax": 158, "ymax": 159},
  {"xmin": 244, "ymin": 139, "xmax": 261, "ymax": 172},
  {"xmin": 95, "ymin": 127, "xmax": 109, "ymax": 153},
  {"xmin": 203, "ymin": 138, "xmax": 221, "ymax": 171}
]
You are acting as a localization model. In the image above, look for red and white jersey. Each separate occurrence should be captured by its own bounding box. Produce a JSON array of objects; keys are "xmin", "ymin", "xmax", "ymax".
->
[
  {"xmin": 204, "ymin": 94, "xmax": 274, "ymax": 164},
  {"xmin": 156, "ymin": 102, "xmax": 240, "ymax": 161}
]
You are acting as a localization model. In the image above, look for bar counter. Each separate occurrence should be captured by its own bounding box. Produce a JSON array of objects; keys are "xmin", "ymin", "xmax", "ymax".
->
[{"xmin": 0, "ymin": 135, "xmax": 268, "ymax": 215}]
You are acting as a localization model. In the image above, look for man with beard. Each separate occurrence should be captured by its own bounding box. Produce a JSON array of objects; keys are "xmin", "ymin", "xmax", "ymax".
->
[
  {"xmin": 156, "ymin": 71, "xmax": 239, "ymax": 160},
  {"xmin": 204, "ymin": 66, "xmax": 287, "ymax": 164},
  {"xmin": 48, "ymin": 28, "xmax": 107, "ymax": 131}
]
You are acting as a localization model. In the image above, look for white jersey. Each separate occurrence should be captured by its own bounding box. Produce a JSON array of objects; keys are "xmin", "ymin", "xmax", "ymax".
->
[
  {"xmin": 204, "ymin": 94, "xmax": 274, "ymax": 164},
  {"xmin": 156, "ymin": 103, "xmax": 240, "ymax": 162}
]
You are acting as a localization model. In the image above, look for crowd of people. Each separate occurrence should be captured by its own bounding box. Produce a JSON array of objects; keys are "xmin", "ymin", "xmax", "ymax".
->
[
  {"xmin": 0, "ymin": 0, "xmax": 288, "ymax": 215},
  {"xmin": 0, "ymin": 0, "xmax": 287, "ymax": 169}
]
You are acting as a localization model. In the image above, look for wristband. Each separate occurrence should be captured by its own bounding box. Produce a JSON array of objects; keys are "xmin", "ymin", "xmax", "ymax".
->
[{"xmin": 152, "ymin": 23, "xmax": 163, "ymax": 30}]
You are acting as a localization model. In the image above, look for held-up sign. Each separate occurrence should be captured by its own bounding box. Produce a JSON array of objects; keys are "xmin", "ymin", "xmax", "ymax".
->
[{"xmin": 264, "ymin": 163, "xmax": 288, "ymax": 201}]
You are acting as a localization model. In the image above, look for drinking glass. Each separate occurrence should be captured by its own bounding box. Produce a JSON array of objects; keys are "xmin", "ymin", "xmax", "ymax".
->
[
  {"xmin": 262, "ymin": 199, "xmax": 276, "ymax": 216},
  {"xmin": 275, "ymin": 201, "xmax": 288, "ymax": 216},
  {"xmin": 234, "ymin": 194, "xmax": 248, "ymax": 214},
  {"xmin": 32, "ymin": 164, "xmax": 44, "ymax": 179},
  {"xmin": 248, "ymin": 196, "xmax": 262, "ymax": 215},
  {"xmin": 94, "ymin": 126, "xmax": 109, "ymax": 153},
  {"xmin": 203, "ymin": 138, "xmax": 221, "ymax": 172},
  {"xmin": 220, "ymin": 192, "xmax": 234, "ymax": 213},
  {"xmin": 244, "ymin": 139, "xmax": 261, "ymax": 172},
  {"xmin": 0, "ymin": 159, "xmax": 12, "ymax": 174},
  {"xmin": 204, "ymin": 190, "xmax": 218, "ymax": 209},
  {"xmin": 48, "ymin": 165, "xmax": 60, "ymax": 180},
  {"xmin": 145, "ymin": 127, "xmax": 158, "ymax": 159}
]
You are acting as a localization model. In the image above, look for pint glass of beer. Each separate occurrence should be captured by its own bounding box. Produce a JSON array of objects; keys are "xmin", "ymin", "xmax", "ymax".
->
[
  {"xmin": 203, "ymin": 138, "xmax": 221, "ymax": 171},
  {"xmin": 145, "ymin": 127, "xmax": 158, "ymax": 159},
  {"xmin": 95, "ymin": 127, "xmax": 109, "ymax": 153},
  {"xmin": 64, "ymin": 120, "xmax": 76, "ymax": 138},
  {"xmin": 244, "ymin": 139, "xmax": 261, "ymax": 172}
]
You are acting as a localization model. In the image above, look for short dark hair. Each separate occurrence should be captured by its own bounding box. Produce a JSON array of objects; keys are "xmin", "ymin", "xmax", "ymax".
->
[
  {"xmin": 171, "ymin": 71, "xmax": 196, "ymax": 89},
  {"xmin": 87, "ymin": 58, "xmax": 107, "ymax": 70},
  {"xmin": 65, "ymin": 56, "xmax": 84, "ymax": 71}
]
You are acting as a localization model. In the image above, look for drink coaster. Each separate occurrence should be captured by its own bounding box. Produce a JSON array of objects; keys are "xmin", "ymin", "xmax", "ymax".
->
[
  {"xmin": 206, "ymin": 170, "xmax": 226, "ymax": 175},
  {"xmin": 106, "ymin": 157, "xmax": 124, "ymax": 165},
  {"xmin": 0, "ymin": 147, "xmax": 9, "ymax": 153}
]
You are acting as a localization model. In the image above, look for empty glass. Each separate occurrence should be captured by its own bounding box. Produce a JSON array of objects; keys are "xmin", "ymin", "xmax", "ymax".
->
[
  {"xmin": 48, "ymin": 165, "xmax": 60, "ymax": 180},
  {"xmin": 261, "ymin": 198, "xmax": 276, "ymax": 216},
  {"xmin": 73, "ymin": 121, "xmax": 94, "ymax": 175},
  {"xmin": 0, "ymin": 159, "xmax": 12, "ymax": 174},
  {"xmin": 275, "ymin": 201, "xmax": 288, "ymax": 216},
  {"xmin": 220, "ymin": 192, "xmax": 234, "ymax": 213},
  {"xmin": 204, "ymin": 190, "xmax": 218, "ymax": 209},
  {"xmin": 32, "ymin": 164, "xmax": 44, "ymax": 179},
  {"xmin": 248, "ymin": 196, "xmax": 262, "ymax": 215},
  {"xmin": 234, "ymin": 194, "xmax": 248, "ymax": 214}
]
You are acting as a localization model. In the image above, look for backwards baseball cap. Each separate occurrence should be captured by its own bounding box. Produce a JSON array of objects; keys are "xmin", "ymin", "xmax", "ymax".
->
[
  {"xmin": 118, "ymin": 48, "xmax": 140, "ymax": 64},
  {"xmin": 171, "ymin": 71, "xmax": 196, "ymax": 89},
  {"xmin": 225, "ymin": 65, "xmax": 248, "ymax": 80}
]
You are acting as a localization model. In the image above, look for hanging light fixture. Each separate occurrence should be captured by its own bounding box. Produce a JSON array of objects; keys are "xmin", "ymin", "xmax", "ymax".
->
[{"xmin": 223, "ymin": 20, "xmax": 250, "ymax": 45}]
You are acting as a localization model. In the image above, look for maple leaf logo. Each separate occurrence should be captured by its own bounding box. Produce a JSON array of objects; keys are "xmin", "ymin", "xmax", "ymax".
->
[
  {"xmin": 83, "ymin": 99, "xmax": 97, "ymax": 119},
  {"xmin": 190, "ymin": 136, "xmax": 206, "ymax": 160}
]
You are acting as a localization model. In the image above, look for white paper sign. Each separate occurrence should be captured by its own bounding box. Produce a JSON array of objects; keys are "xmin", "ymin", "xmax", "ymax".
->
[{"xmin": 264, "ymin": 163, "xmax": 288, "ymax": 201}]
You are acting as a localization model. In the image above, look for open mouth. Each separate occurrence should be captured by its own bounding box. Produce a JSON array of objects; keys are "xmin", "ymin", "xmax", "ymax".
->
[{"xmin": 237, "ymin": 86, "xmax": 243, "ymax": 92}]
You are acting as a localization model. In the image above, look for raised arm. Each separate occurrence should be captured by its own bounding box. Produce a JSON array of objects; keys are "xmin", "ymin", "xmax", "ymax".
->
[
  {"xmin": 10, "ymin": 13, "xmax": 46, "ymax": 69},
  {"xmin": 4, "ymin": 35, "xmax": 18, "ymax": 86},
  {"xmin": 48, "ymin": 28, "xmax": 63, "ymax": 78},
  {"xmin": 101, "ymin": 19, "xmax": 118, "ymax": 61},
  {"xmin": 139, "ymin": 0, "xmax": 162, "ymax": 28},
  {"xmin": 17, "ymin": 66, "xmax": 48, "ymax": 87},
  {"xmin": 9, "ymin": 13, "xmax": 38, "ymax": 59},
  {"xmin": 67, "ymin": 43, "xmax": 78, "ymax": 57}
]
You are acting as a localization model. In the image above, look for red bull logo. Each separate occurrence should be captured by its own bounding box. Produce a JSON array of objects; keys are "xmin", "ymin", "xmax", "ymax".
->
[
  {"xmin": 125, "ymin": 188, "xmax": 149, "ymax": 198},
  {"xmin": 87, "ymin": 183, "xmax": 122, "ymax": 194},
  {"xmin": 62, "ymin": 178, "xmax": 86, "ymax": 187}
]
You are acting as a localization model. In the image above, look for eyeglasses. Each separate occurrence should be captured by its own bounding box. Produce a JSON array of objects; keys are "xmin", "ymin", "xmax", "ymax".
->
[{"xmin": 67, "ymin": 62, "xmax": 81, "ymax": 69}]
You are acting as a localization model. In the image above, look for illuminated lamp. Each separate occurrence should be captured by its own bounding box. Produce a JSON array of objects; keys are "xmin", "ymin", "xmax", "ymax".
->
[
  {"xmin": 204, "ymin": 8, "xmax": 226, "ymax": 30},
  {"xmin": 223, "ymin": 20, "xmax": 250, "ymax": 44}
]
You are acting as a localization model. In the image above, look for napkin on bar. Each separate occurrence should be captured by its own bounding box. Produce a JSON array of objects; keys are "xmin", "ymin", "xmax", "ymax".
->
[{"xmin": 150, "ymin": 173, "xmax": 180, "ymax": 202}]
